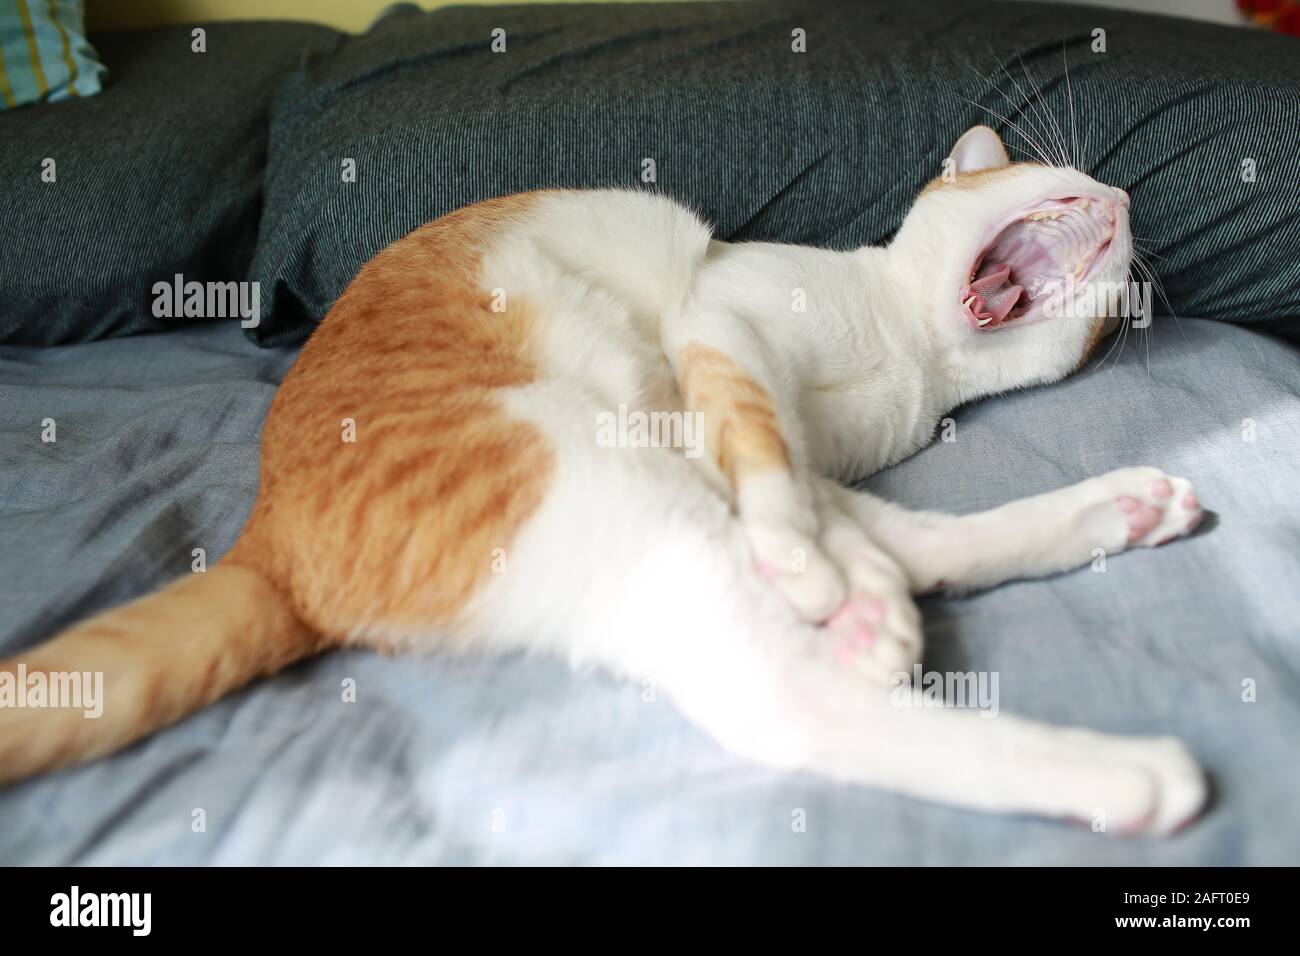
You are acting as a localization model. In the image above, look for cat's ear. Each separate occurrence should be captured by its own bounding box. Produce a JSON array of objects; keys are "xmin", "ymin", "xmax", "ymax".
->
[{"xmin": 948, "ymin": 125, "xmax": 1010, "ymax": 174}]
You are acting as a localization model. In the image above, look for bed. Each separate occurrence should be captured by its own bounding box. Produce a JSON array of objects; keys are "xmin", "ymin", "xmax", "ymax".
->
[{"xmin": 1, "ymin": 314, "xmax": 1296, "ymax": 864}]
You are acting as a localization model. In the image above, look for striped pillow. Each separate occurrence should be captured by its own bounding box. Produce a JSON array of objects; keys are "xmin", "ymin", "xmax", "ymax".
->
[{"xmin": 0, "ymin": 0, "xmax": 104, "ymax": 109}]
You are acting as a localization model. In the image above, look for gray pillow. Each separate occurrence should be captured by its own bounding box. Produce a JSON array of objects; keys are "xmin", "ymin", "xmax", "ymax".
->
[
  {"xmin": 248, "ymin": 0, "xmax": 1300, "ymax": 347},
  {"xmin": 0, "ymin": 21, "xmax": 341, "ymax": 344}
]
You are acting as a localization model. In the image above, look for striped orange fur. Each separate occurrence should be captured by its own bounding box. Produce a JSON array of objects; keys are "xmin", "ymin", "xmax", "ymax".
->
[
  {"xmin": 0, "ymin": 566, "xmax": 317, "ymax": 778},
  {"xmin": 0, "ymin": 194, "xmax": 554, "ymax": 782},
  {"xmin": 678, "ymin": 344, "xmax": 792, "ymax": 492},
  {"xmin": 238, "ymin": 193, "xmax": 555, "ymax": 644}
]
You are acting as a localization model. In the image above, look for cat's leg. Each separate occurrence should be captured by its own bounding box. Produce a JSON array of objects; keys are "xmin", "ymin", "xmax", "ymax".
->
[
  {"xmin": 828, "ymin": 467, "xmax": 1204, "ymax": 594},
  {"xmin": 724, "ymin": 658, "xmax": 1208, "ymax": 836},
  {"xmin": 467, "ymin": 425, "xmax": 1204, "ymax": 832},
  {"xmin": 662, "ymin": 307, "xmax": 921, "ymax": 672},
  {"xmin": 467, "ymin": 398, "xmax": 1205, "ymax": 833}
]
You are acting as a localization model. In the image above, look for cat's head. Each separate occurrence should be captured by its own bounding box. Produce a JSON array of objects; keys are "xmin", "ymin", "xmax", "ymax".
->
[{"xmin": 891, "ymin": 125, "xmax": 1131, "ymax": 395}]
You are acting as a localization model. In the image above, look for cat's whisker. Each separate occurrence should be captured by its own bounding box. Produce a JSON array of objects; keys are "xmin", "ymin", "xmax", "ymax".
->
[
  {"xmin": 1131, "ymin": 249, "xmax": 1188, "ymax": 346},
  {"xmin": 1133, "ymin": 244, "xmax": 1169, "ymax": 262},
  {"xmin": 1062, "ymin": 40, "xmax": 1080, "ymax": 169},
  {"xmin": 1080, "ymin": 76, "xmax": 1097, "ymax": 175},
  {"xmin": 984, "ymin": 46, "xmax": 1065, "ymax": 166},
  {"xmin": 1117, "ymin": 301, "xmax": 1134, "ymax": 371},
  {"xmin": 977, "ymin": 46, "xmax": 1066, "ymax": 166},
  {"xmin": 1012, "ymin": 50, "xmax": 1071, "ymax": 167},
  {"xmin": 1143, "ymin": 302, "xmax": 1152, "ymax": 381},
  {"xmin": 1091, "ymin": 269, "xmax": 1135, "ymax": 374},
  {"xmin": 956, "ymin": 96, "xmax": 1056, "ymax": 167},
  {"xmin": 1090, "ymin": 322, "xmax": 1123, "ymax": 371},
  {"xmin": 956, "ymin": 98, "xmax": 1055, "ymax": 166},
  {"xmin": 1130, "ymin": 256, "xmax": 1170, "ymax": 359},
  {"xmin": 958, "ymin": 57, "xmax": 1059, "ymax": 167},
  {"xmin": 1132, "ymin": 250, "xmax": 1175, "ymax": 317},
  {"xmin": 1111, "ymin": 270, "xmax": 1140, "ymax": 373},
  {"xmin": 1003, "ymin": 143, "xmax": 1044, "ymax": 163},
  {"xmin": 1093, "ymin": 296, "xmax": 1130, "ymax": 372}
]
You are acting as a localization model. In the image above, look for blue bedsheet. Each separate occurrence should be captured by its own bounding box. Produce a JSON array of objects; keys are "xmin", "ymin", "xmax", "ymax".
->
[{"xmin": 1, "ymin": 318, "xmax": 1297, "ymax": 864}]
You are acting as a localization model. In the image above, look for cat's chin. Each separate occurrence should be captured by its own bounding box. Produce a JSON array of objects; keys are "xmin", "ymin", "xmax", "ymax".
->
[{"xmin": 959, "ymin": 195, "xmax": 1123, "ymax": 334}]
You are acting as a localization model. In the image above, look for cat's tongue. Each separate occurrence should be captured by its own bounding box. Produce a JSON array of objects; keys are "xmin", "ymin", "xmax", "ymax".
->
[{"xmin": 967, "ymin": 262, "xmax": 1024, "ymax": 326}]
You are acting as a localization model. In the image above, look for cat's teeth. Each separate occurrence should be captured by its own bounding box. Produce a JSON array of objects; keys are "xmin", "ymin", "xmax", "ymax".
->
[
  {"xmin": 962, "ymin": 295, "xmax": 977, "ymax": 311},
  {"xmin": 977, "ymin": 316, "xmax": 992, "ymax": 326},
  {"xmin": 1079, "ymin": 198, "xmax": 1091, "ymax": 209}
]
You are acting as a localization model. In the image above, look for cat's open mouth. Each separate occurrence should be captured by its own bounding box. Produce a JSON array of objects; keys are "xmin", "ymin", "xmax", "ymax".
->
[{"xmin": 961, "ymin": 196, "xmax": 1118, "ymax": 332}]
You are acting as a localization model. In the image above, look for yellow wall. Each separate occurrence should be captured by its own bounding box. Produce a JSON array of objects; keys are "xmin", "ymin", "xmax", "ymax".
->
[{"xmin": 87, "ymin": 0, "xmax": 659, "ymax": 34}]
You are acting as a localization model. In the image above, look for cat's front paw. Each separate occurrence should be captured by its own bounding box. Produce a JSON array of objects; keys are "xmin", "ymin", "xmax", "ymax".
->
[
  {"xmin": 751, "ymin": 522, "xmax": 846, "ymax": 623},
  {"xmin": 1085, "ymin": 467, "xmax": 1204, "ymax": 552}
]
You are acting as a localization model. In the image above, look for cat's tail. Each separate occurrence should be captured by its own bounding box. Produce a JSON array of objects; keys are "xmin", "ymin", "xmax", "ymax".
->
[{"xmin": 0, "ymin": 561, "xmax": 324, "ymax": 786}]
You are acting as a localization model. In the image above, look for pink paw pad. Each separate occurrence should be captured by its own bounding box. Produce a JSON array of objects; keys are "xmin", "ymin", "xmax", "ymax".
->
[
  {"xmin": 757, "ymin": 560, "xmax": 782, "ymax": 581},
  {"xmin": 826, "ymin": 595, "xmax": 884, "ymax": 658},
  {"xmin": 851, "ymin": 594, "xmax": 886, "ymax": 624},
  {"xmin": 833, "ymin": 637, "xmax": 857, "ymax": 666},
  {"xmin": 850, "ymin": 625, "xmax": 877, "ymax": 649},
  {"xmin": 1116, "ymin": 495, "xmax": 1161, "ymax": 542},
  {"xmin": 1150, "ymin": 478, "xmax": 1173, "ymax": 500},
  {"xmin": 1182, "ymin": 490, "xmax": 1198, "ymax": 511},
  {"xmin": 827, "ymin": 602, "xmax": 857, "ymax": 630}
]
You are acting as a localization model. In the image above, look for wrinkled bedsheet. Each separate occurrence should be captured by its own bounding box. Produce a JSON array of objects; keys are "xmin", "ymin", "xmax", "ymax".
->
[{"xmin": 1, "ymin": 318, "xmax": 1297, "ymax": 864}]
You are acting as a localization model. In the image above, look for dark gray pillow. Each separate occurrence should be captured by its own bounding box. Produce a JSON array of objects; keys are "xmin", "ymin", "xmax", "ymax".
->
[
  {"xmin": 248, "ymin": 0, "xmax": 1299, "ymax": 347},
  {"xmin": 0, "ymin": 21, "xmax": 341, "ymax": 345}
]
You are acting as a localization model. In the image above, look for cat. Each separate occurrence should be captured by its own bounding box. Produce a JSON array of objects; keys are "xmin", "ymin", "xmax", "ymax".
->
[{"xmin": 0, "ymin": 125, "xmax": 1207, "ymax": 834}]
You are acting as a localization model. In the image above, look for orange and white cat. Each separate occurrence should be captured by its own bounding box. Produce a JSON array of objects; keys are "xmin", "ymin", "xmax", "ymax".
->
[{"xmin": 0, "ymin": 126, "xmax": 1207, "ymax": 833}]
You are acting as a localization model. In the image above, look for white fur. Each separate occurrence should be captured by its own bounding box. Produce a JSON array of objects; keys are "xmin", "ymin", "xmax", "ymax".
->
[{"xmin": 453, "ymin": 131, "xmax": 1205, "ymax": 834}]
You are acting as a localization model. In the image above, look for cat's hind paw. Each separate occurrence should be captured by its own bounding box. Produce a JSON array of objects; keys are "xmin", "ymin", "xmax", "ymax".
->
[
  {"xmin": 823, "ymin": 591, "xmax": 921, "ymax": 684},
  {"xmin": 743, "ymin": 477, "xmax": 922, "ymax": 679},
  {"xmin": 1058, "ymin": 733, "xmax": 1208, "ymax": 837},
  {"xmin": 816, "ymin": 512, "xmax": 923, "ymax": 684}
]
